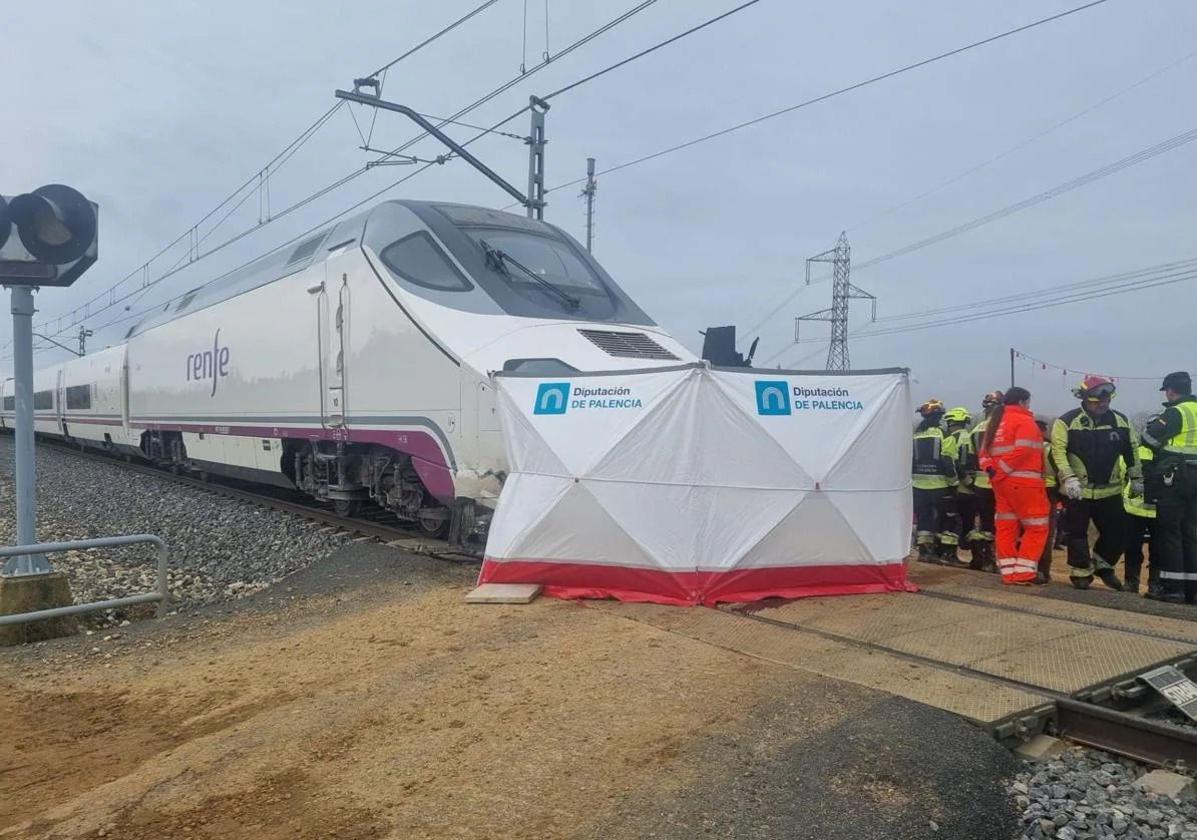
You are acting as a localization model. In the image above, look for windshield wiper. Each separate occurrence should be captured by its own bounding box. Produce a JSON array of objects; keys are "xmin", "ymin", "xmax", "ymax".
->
[{"xmin": 481, "ymin": 239, "xmax": 580, "ymax": 311}]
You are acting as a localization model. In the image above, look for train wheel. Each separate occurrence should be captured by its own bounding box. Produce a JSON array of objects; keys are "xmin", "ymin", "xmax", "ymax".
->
[
  {"xmin": 333, "ymin": 499, "xmax": 361, "ymax": 518},
  {"xmin": 418, "ymin": 511, "xmax": 449, "ymax": 538}
]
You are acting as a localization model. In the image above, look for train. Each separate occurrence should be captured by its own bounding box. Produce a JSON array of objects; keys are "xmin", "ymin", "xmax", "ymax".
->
[{"xmin": 0, "ymin": 200, "xmax": 694, "ymax": 541}]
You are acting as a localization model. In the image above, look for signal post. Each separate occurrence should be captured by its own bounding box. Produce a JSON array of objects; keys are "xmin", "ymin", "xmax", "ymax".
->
[{"xmin": 0, "ymin": 184, "xmax": 98, "ymax": 643}]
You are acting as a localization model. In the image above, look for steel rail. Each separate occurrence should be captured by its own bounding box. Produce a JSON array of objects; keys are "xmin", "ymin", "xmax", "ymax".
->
[
  {"xmin": 15, "ymin": 434, "xmax": 468, "ymax": 554},
  {"xmin": 729, "ymin": 604, "xmax": 1197, "ymax": 767}
]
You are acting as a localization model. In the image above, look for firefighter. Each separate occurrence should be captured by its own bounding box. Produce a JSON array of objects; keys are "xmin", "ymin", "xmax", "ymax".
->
[
  {"xmin": 945, "ymin": 407, "xmax": 975, "ymax": 551},
  {"xmin": 1141, "ymin": 372, "xmax": 1197, "ymax": 603},
  {"xmin": 1122, "ymin": 436, "xmax": 1157, "ymax": 595},
  {"xmin": 966, "ymin": 390, "xmax": 1005, "ymax": 572},
  {"xmin": 978, "ymin": 387, "xmax": 1048, "ymax": 585},
  {"xmin": 1036, "ymin": 417, "xmax": 1060, "ymax": 583},
  {"xmin": 1051, "ymin": 375, "xmax": 1141, "ymax": 590},
  {"xmin": 912, "ymin": 399, "xmax": 964, "ymax": 565}
]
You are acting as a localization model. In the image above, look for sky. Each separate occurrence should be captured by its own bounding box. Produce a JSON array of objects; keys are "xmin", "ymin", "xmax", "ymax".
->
[{"xmin": 3, "ymin": 0, "xmax": 1195, "ymax": 419}]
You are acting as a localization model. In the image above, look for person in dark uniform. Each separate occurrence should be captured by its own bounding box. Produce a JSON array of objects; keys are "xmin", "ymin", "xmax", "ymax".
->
[{"xmin": 1141, "ymin": 372, "xmax": 1197, "ymax": 603}]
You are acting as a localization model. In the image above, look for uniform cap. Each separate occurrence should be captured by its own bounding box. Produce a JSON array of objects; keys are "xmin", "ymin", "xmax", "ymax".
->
[{"xmin": 1160, "ymin": 371, "xmax": 1191, "ymax": 393}]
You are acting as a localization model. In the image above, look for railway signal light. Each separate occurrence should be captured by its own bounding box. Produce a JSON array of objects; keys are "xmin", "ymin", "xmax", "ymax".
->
[{"xmin": 0, "ymin": 184, "xmax": 98, "ymax": 287}]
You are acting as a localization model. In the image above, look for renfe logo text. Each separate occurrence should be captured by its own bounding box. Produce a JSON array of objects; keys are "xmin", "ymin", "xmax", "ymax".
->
[{"xmin": 187, "ymin": 329, "xmax": 231, "ymax": 397}]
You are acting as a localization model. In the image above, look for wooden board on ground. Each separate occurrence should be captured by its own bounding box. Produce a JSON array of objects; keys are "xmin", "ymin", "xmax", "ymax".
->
[{"xmin": 465, "ymin": 583, "xmax": 543, "ymax": 604}]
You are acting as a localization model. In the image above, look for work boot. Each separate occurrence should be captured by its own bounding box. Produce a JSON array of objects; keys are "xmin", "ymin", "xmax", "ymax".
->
[
  {"xmin": 916, "ymin": 544, "xmax": 937, "ymax": 564},
  {"xmin": 938, "ymin": 546, "xmax": 967, "ymax": 568},
  {"xmin": 1096, "ymin": 569, "xmax": 1124, "ymax": 591},
  {"xmin": 968, "ymin": 548, "xmax": 987, "ymax": 571},
  {"xmin": 1070, "ymin": 575, "xmax": 1092, "ymax": 590},
  {"xmin": 1123, "ymin": 576, "xmax": 1140, "ymax": 594},
  {"xmin": 1145, "ymin": 583, "xmax": 1184, "ymax": 604},
  {"xmin": 1032, "ymin": 573, "xmax": 1050, "ymax": 586}
]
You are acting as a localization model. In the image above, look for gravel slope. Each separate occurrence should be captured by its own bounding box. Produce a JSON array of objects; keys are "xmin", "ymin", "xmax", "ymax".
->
[{"xmin": 0, "ymin": 435, "xmax": 350, "ymax": 622}]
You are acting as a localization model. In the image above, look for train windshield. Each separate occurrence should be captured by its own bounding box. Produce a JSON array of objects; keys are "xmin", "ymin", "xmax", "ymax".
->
[
  {"xmin": 466, "ymin": 229, "xmax": 604, "ymax": 296},
  {"xmin": 370, "ymin": 201, "xmax": 656, "ymax": 325}
]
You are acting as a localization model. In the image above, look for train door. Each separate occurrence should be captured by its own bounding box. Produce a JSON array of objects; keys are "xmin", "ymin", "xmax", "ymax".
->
[
  {"xmin": 55, "ymin": 369, "xmax": 66, "ymax": 435},
  {"xmin": 120, "ymin": 348, "xmax": 131, "ymax": 433},
  {"xmin": 316, "ymin": 269, "xmax": 349, "ymax": 428}
]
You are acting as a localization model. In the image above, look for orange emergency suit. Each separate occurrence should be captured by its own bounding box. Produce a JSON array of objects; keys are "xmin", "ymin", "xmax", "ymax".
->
[{"xmin": 980, "ymin": 404, "xmax": 1049, "ymax": 584}]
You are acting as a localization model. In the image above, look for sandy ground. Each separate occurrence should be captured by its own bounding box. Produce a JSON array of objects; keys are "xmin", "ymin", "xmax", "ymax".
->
[{"xmin": 1, "ymin": 546, "xmax": 1019, "ymax": 840}]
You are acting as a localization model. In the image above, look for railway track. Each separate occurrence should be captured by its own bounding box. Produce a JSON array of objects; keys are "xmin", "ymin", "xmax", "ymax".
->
[
  {"xmin": 728, "ymin": 599, "xmax": 1197, "ymax": 768},
  {"xmin": 34, "ymin": 436, "xmax": 479, "ymax": 561},
  {"xmin": 28, "ymin": 435, "xmax": 1197, "ymax": 766}
]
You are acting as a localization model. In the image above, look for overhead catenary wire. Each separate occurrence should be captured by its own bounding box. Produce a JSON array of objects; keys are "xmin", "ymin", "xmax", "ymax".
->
[
  {"xmin": 19, "ymin": 101, "xmax": 346, "ymax": 346},
  {"xmin": 767, "ymin": 258, "xmax": 1197, "ymax": 367},
  {"xmin": 366, "ymin": 0, "xmax": 503, "ymax": 79},
  {"xmin": 540, "ymin": 0, "xmax": 764, "ymax": 102},
  {"xmin": 854, "ymin": 126, "xmax": 1197, "ymax": 272},
  {"xmin": 28, "ymin": 2, "xmax": 507, "ymax": 347},
  {"xmin": 369, "ymin": 0, "xmax": 662, "ymax": 168},
  {"xmin": 32, "ymin": 0, "xmax": 628, "ymax": 348},
  {"xmin": 743, "ymin": 123, "xmax": 1197, "ymax": 341},
  {"xmin": 532, "ymin": 0, "xmax": 1118, "ymax": 199},
  {"xmin": 846, "ymin": 47, "xmax": 1197, "ymax": 233}
]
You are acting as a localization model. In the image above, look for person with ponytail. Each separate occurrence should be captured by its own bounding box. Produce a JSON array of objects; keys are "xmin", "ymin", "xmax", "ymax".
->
[{"xmin": 978, "ymin": 387, "xmax": 1050, "ymax": 585}]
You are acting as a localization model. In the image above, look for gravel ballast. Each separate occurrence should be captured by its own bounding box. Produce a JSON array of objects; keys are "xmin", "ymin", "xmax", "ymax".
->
[
  {"xmin": 0, "ymin": 436, "xmax": 350, "ymax": 623},
  {"xmin": 1010, "ymin": 746, "xmax": 1197, "ymax": 839}
]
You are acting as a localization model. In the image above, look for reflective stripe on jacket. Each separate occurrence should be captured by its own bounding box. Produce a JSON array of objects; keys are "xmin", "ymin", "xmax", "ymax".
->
[
  {"xmin": 1050, "ymin": 407, "xmax": 1140, "ymax": 499},
  {"xmin": 1123, "ymin": 445, "xmax": 1156, "ymax": 519},
  {"xmin": 953, "ymin": 428, "xmax": 974, "ymax": 493},
  {"xmin": 980, "ymin": 404, "xmax": 1044, "ymax": 484},
  {"xmin": 970, "ymin": 417, "xmax": 992, "ymax": 489},
  {"xmin": 1165, "ymin": 400, "xmax": 1197, "ymax": 459},
  {"xmin": 912, "ymin": 424, "xmax": 953, "ymax": 490},
  {"xmin": 1043, "ymin": 441, "xmax": 1057, "ymax": 489}
]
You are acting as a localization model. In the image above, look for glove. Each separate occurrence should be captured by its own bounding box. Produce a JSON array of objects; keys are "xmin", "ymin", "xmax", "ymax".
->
[
  {"xmin": 1062, "ymin": 476, "xmax": 1083, "ymax": 500},
  {"xmin": 1130, "ymin": 478, "xmax": 1144, "ymax": 497}
]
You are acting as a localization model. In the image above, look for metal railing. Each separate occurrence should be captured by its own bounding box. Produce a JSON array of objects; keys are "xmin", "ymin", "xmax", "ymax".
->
[{"xmin": 0, "ymin": 534, "xmax": 169, "ymax": 626}]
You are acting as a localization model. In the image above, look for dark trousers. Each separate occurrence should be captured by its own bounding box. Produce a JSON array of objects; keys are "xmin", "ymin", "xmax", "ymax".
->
[
  {"xmin": 1039, "ymin": 488, "xmax": 1059, "ymax": 576},
  {"xmin": 1151, "ymin": 463, "xmax": 1197, "ymax": 598},
  {"xmin": 957, "ymin": 492, "xmax": 976, "ymax": 547},
  {"xmin": 1063, "ymin": 494, "xmax": 1126, "ymax": 576},
  {"xmin": 968, "ymin": 487, "xmax": 996, "ymax": 543},
  {"xmin": 1124, "ymin": 515, "xmax": 1154, "ymax": 586},
  {"xmin": 913, "ymin": 487, "xmax": 957, "ymax": 546},
  {"xmin": 913, "ymin": 488, "xmax": 940, "ymax": 545}
]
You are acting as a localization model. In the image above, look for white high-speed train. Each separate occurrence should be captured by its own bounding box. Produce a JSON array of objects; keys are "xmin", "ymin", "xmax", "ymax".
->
[{"xmin": 1, "ymin": 200, "xmax": 693, "ymax": 538}]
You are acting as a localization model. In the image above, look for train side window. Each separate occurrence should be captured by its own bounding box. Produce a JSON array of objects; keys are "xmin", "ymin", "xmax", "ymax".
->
[
  {"xmin": 380, "ymin": 232, "xmax": 472, "ymax": 292},
  {"xmin": 33, "ymin": 390, "xmax": 53, "ymax": 410},
  {"xmin": 2, "ymin": 396, "xmax": 13, "ymax": 411},
  {"xmin": 66, "ymin": 384, "xmax": 92, "ymax": 410}
]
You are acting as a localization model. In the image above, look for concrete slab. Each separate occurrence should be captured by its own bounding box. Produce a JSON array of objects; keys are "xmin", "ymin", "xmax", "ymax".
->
[
  {"xmin": 910, "ymin": 564, "xmax": 1197, "ymax": 643},
  {"xmin": 1014, "ymin": 734, "xmax": 1068, "ymax": 761},
  {"xmin": 752, "ymin": 590, "xmax": 1196, "ymax": 695},
  {"xmin": 465, "ymin": 583, "xmax": 542, "ymax": 604},
  {"xmin": 1135, "ymin": 769, "xmax": 1197, "ymax": 802},
  {"xmin": 596, "ymin": 602, "xmax": 1052, "ymax": 726},
  {"xmin": 0, "ymin": 571, "xmax": 77, "ymax": 646}
]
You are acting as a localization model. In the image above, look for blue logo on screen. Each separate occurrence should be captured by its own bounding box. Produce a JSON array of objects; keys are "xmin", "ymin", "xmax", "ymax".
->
[
  {"xmin": 755, "ymin": 380, "xmax": 791, "ymax": 415},
  {"xmin": 534, "ymin": 382, "xmax": 571, "ymax": 415}
]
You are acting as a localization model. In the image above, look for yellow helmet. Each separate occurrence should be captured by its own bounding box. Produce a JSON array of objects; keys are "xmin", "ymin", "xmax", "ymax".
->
[
  {"xmin": 917, "ymin": 398, "xmax": 946, "ymax": 418},
  {"xmin": 944, "ymin": 406, "xmax": 971, "ymax": 424}
]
